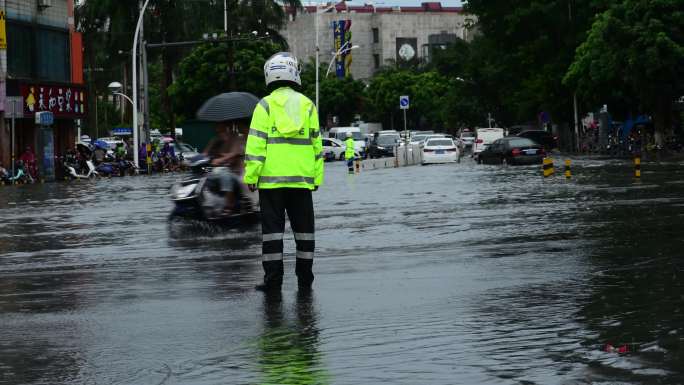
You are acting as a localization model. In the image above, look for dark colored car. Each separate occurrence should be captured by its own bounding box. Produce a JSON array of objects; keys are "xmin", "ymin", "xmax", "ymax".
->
[
  {"xmin": 368, "ymin": 134, "xmax": 401, "ymax": 158},
  {"xmin": 478, "ymin": 137, "xmax": 545, "ymax": 165},
  {"xmin": 517, "ymin": 130, "xmax": 557, "ymax": 150}
]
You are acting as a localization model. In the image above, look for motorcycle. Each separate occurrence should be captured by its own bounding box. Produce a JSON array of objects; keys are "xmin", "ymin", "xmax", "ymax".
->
[
  {"xmin": 64, "ymin": 151, "xmax": 99, "ymax": 179},
  {"xmin": 169, "ymin": 156, "xmax": 259, "ymax": 228},
  {"xmin": 7, "ymin": 161, "xmax": 35, "ymax": 184}
]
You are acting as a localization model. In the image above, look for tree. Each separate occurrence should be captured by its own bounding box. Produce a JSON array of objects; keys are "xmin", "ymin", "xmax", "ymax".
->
[
  {"xmin": 362, "ymin": 68, "xmax": 450, "ymax": 131},
  {"xmin": 463, "ymin": 0, "xmax": 598, "ymax": 126},
  {"xmin": 300, "ymin": 62, "xmax": 366, "ymax": 128},
  {"xmin": 564, "ymin": 0, "xmax": 684, "ymax": 145},
  {"xmin": 169, "ymin": 40, "xmax": 282, "ymax": 122}
]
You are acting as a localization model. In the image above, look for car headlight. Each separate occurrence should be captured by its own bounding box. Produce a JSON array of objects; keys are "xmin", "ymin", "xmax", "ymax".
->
[{"xmin": 377, "ymin": 146, "xmax": 385, "ymax": 150}]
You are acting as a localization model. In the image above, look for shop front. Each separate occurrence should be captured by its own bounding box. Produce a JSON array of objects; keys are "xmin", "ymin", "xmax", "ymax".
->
[{"xmin": 7, "ymin": 81, "xmax": 87, "ymax": 181}]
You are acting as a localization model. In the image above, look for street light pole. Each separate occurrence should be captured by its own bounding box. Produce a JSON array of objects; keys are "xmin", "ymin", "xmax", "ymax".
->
[
  {"xmin": 224, "ymin": 0, "xmax": 228, "ymax": 33},
  {"xmin": 325, "ymin": 42, "xmax": 359, "ymax": 77},
  {"xmin": 132, "ymin": 0, "xmax": 151, "ymax": 170},
  {"xmin": 315, "ymin": 3, "xmax": 337, "ymax": 110},
  {"xmin": 315, "ymin": 5, "xmax": 320, "ymax": 109},
  {"xmin": 113, "ymin": 92, "xmax": 134, "ymax": 108}
]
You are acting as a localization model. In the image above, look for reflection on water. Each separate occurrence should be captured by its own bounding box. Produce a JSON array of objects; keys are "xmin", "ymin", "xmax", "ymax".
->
[{"xmin": 257, "ymin": 291, "xmax": 329, "ymax": 385}]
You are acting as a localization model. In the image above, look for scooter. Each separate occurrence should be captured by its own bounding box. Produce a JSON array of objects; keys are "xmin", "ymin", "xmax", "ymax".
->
[
  {"xmin": 7, "ymin": 161, "xmax": 35, "ymax": 184},
  {"xmin": 169, "ymin": 156, "xmax": 259, "ymax": 228},
  {"xmin": 64, "ymin": 156, "xmax": 99, "ymax": 179}
]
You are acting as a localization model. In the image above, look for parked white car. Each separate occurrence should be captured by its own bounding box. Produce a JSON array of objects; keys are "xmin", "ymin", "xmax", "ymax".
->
[
  {"xmin": 473, "ymin": 127, "xmax": 505, "ymax": 157},
  {"xmin": 459, "ymin": 130, "xmax": 476, "ymax": 148},
  {"xmin": 323, "ymin": 137, "xmax": 346, "ymax": 161},
  {"xmin": 422, "ymin": 138, "xmax": 459, "ymax": 164}
]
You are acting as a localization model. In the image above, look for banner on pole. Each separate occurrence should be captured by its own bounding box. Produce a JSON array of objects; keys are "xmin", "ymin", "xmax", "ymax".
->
[
  {"xmin": 332, "ymin": 20, "xmax": 352, "ymax": 78},
  {"xmin": 0, "ymin": 11, "xmax": 7, "ymax": 50}
]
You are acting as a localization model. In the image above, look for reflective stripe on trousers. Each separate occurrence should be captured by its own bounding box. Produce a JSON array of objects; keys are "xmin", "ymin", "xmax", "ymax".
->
[{"xmin": 259, "ymin": 188, "xmax": 315, "ymax": 263}]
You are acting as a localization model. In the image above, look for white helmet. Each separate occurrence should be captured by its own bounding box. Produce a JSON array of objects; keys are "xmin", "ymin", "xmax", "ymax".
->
[
  {"xmin": 346, "ymin": 132, "xmax": 353, "ymax": 138},
  {"xmin": 264, "ymin": 52, "xmax": 301, "ymax": 86}
]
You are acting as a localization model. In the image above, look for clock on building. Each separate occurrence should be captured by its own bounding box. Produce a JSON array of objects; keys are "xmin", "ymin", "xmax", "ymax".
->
[{"xmin": 398, "ymin": 43, "xmax": 416, "ymax": 61}]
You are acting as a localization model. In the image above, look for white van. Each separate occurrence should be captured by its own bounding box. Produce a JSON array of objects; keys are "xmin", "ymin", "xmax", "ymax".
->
[
  {"xmin": 473, "ymin": 127, "xmax": 505, "ymax": 156},
  {"xmin": 328, "ymin": 126, "xmax": 367, "ymax": 157}
]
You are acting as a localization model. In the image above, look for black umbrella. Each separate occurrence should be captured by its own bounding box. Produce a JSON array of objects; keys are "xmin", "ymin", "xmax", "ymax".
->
[{"xmin": 196, "ymin": 92, "xmax": 260, "ymax": 122}]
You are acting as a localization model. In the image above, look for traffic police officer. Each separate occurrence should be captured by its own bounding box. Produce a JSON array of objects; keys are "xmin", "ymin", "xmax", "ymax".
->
[
  {"xmin": 344, "ymin": 132, "xmax": 356, "ymax": 173},
  {"xmin": 244, "ymin": 52, "xmax": 324, "ymax": 292}
]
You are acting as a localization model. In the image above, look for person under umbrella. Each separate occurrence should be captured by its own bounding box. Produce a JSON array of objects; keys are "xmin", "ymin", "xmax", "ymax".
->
[{"xmin": 197, "ymin": 92, "xmax": 260, "ymax": 215}]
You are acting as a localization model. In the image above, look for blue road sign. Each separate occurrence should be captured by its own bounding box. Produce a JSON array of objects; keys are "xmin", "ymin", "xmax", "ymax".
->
[
  {"xmin": 400, "ymin": 95, "xmax": 409, "ymax": 110},
  {"xmin": 35, "ymin": 111, "xmax": 54, "ymax": 126}
]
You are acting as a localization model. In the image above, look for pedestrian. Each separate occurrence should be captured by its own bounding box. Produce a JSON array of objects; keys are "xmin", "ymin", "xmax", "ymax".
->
[
  {"xmin": 244, "ymin": 52, "xmax": 323, "ymax": 292},
  {"xmin": 0, "ymin": 162, "xmax": 8, "ymax": 182},
  {"xmin": 19, "ymin": 146, "xmax": 37, "ymax": 179},
  {"xmin": 344, "ymin": 132, "xmax": 355, "ymax": 173}
]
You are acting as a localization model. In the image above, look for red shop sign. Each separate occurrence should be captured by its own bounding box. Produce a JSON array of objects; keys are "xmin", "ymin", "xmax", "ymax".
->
[{"xmin": 19, "ymin": 84, "xmax": 87, "ymax": 118}]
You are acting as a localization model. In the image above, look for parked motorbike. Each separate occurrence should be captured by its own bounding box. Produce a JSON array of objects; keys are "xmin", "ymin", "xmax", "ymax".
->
[
  {"xmin": 169, "ymin": 156, "xmax": 258, "ymax": 228},
  {"xmin": 64, "ymin": 152, "xmax": 99, "ymax": 179},
  {"xmin": 7, "ymin": 161, "xmax": 35, "ymax": 184}
]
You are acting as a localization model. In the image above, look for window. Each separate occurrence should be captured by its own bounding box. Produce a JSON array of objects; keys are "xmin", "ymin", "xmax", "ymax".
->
[
  {"xmin": 376, "ymin": 135, "xmax": 400, "ymax": 145},
  {"xmin": 372, "ymin": 28, "xmax": 379, "ymax": 43},
  {"xmin": 507, "ymin": 138, "xmax": 536, "ymax": 148},
  {"xmin": 426, "ymin": 139, "xmax": 454, "ymax": 147},
  {"xmin": 6, "ymin": 22, "xmax": 70, "ymax": 82},
  {"xmin": 373, "ymin": 54, "xmax": 380, "ymax": 69},
  {"xmin": 36, "ymin": 29, "xmax": 70, "ymax": 82},
  {"xmin": 7, "ymin": 23, "xmax": 33, "ymax": 78}
]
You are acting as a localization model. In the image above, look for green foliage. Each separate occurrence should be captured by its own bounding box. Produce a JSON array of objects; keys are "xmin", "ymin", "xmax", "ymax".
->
[
  {"xmin": 169, "ymin": 40, "xmax": 281, "ymax": 121},
  {"xmin": 462, "ymin": 0, "xmax": 598, "ymax": 125},
  {"xmin": 362, "ymin": 68, "xmax": 451, "ymax": 130},
  {"xmin": 564, "ymin": 0, "xmax": 684, "ymax": 143},
  {"xmin": 565, "ymin": 0, "xmax": 684, "ymax": 107},
  {"xmin": 300, "ymin": 62, "xmax": 366, "ymax": 127},
  {"xmin": 76, "ymin": 0, "xmax": 300, "ymax": 131}
]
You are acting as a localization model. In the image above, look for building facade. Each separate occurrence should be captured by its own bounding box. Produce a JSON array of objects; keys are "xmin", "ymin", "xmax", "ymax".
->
[
  {"xmin": 281, "ymin": 2, "xmax": 476, "ymax": 81},
  {"xmin": 0, "ymin": 0, "xmax": 85, "ymax": 181}
]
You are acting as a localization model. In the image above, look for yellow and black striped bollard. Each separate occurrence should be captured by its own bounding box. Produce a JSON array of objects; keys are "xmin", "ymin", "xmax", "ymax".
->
[
  {"xmin": 542, "ymin": 157, "xmax": 554, "ymax": 177},
  {"xmin": 634, "ymin": 156, "xmax": 641, "ymax": 178},
  {"xmin": 564, "ymin": 159, "xmax": 571, "ymax": 179}
]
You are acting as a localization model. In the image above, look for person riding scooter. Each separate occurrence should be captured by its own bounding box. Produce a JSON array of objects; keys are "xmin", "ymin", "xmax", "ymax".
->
[{"xmin": 203, "ymin": 119, "xmax": 250, "ymax": 215}]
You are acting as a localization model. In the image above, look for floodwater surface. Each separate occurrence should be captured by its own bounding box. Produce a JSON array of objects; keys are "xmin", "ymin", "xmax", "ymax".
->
[{"xmin": 0, "ymin": 157, "xmax": 683, "ymax": 384}]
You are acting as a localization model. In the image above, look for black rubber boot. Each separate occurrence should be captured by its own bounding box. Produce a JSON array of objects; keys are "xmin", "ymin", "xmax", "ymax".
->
[
  {"xmin": 255, "ymin": 260, "xmax": 284, "ymax": 292},
  {"xmin": 295, "ymin": 258, "xmax": 314, "ymax": 290}
]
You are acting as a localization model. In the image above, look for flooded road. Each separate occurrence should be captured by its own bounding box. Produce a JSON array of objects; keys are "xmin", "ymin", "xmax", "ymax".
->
[{"xmin": 1, "ymin": 157, "xmax": 683, "ymax": 385}]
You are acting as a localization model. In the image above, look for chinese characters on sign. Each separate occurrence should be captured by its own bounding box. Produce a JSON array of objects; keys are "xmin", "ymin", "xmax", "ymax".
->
[{"xmin": 20, "ymin": 84, "xmax": 87, "ymax": 118}]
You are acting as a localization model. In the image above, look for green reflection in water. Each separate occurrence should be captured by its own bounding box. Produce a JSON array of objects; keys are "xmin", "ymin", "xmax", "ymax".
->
[{"xmin": 256, "ymin": 291, "xmax": 330, "ymax": 385}]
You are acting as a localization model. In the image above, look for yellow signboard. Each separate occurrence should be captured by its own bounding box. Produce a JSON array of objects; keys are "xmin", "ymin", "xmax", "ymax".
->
[{"xmin": 0, "ymin": 10, "xmax": 6, "ymax": 50}]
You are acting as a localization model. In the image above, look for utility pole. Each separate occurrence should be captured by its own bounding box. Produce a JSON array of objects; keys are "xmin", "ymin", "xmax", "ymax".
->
[
  {"xmin": 121, "ymin": 62, "xmax": 127, "ymax": 124},
  {"xmin": 573, "ymin": 92, "xmax": 580, "ymax": 152},
  {"xmin": 142, "ymin": 40, "xmax": 150, "ymax": 142}
]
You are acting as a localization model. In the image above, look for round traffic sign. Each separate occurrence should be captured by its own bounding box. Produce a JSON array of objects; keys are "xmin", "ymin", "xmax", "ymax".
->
[{"xmin": 400, "ymin": 96, "xmax": 409, "ymax": 109}]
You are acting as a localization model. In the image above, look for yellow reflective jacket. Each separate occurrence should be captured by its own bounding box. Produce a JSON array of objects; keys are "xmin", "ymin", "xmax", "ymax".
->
[
  {"xmin": 345, "ymin": 137, "xmax": 355, "ymax": 160},
  {"xmin": 244, "ymin": 87, "xmax": 323, "ymax": 189}
]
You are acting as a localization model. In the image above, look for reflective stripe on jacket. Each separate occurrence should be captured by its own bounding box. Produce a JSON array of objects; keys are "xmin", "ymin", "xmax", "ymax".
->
[
  {"xmin": 244, "ymin": 87, "xmax": 324, "ymax": 189},
  {"xmin": 345, "ymin": 137, "xmax": 355, "ymax": 160}
]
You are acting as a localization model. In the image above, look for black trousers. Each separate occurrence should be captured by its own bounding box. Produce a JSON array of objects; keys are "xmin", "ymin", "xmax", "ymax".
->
[{"xmin": 259, "ymin": 188, "xmax": 315, "ymax": 286}]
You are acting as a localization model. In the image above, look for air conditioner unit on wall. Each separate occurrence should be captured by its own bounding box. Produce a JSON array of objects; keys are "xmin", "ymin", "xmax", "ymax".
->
[{"xmin": 37, "ymin": 0, "xmax": 53, "ymax": 10}]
